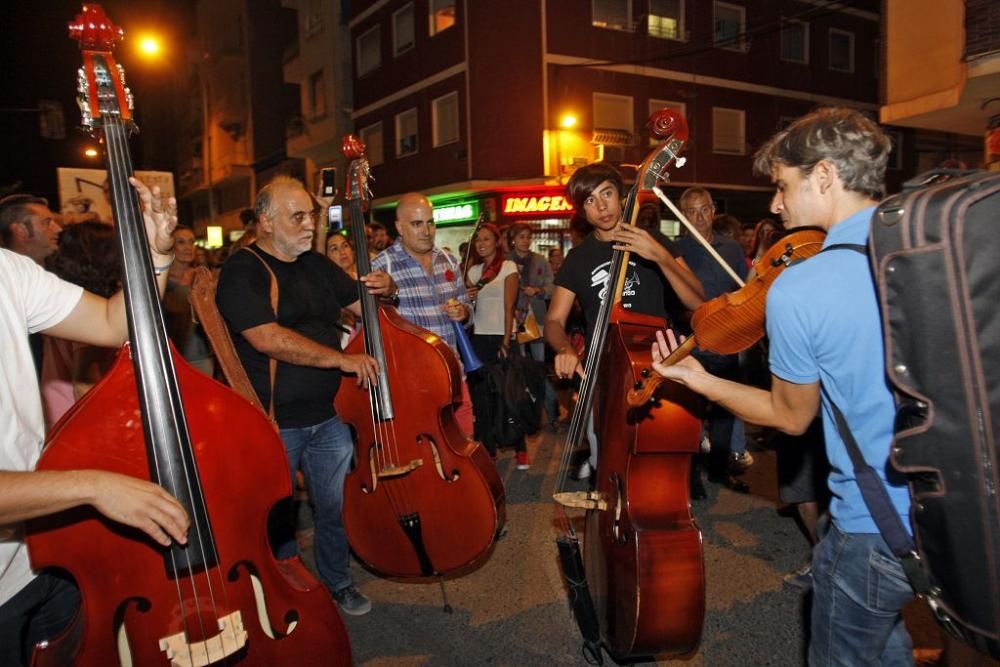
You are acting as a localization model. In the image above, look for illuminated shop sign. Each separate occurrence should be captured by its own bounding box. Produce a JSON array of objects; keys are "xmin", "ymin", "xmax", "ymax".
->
[
  {"xmin": 433, "ymin": 201, "xmax": 480, "ymax": 224},
  {"xmin": 501, "ymin": 193, "xmax": 575, "ymax": 216}
]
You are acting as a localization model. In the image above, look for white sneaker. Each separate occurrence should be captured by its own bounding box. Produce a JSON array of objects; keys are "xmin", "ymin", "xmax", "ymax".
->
[
  {"xmin": 700, "ymin": 435, "xmax": 712, "ymax": 454},
  {"xmin": 575, "ymin": 461, "xmax": 592, "ymax": 480}
]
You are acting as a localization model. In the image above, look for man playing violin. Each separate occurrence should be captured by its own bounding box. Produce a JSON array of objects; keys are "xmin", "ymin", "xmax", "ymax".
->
[
  {"xmin": 651, "ymin": 107, "xmax": 913, "ymax": 665},
  {"xmin": 0, "ymin": 179, "xmax": 190, "ymax": 666},
  {"xmin": 544, "ymin": 162, "xmax": 705, "ymax": 476}
]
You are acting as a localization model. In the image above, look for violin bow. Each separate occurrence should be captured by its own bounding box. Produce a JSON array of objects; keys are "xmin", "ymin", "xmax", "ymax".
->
[{"xmin": 652, "ymin": 186, "xmax": 746, "ymax": 288}]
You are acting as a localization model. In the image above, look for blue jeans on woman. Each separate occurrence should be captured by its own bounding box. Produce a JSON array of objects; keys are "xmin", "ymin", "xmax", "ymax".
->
[
  {"xmin": 277, "ymin": 415, "xmax": 354, "ymax": 594},
  {"xmin": 809, "ymin": 522, "xmax": 914, "ymax": 666}
]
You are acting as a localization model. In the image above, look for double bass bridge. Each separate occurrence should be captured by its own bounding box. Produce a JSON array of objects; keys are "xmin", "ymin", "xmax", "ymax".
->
[{"xmin": 156, "ymin": 611, "xmax": 247, "ymax": 666}]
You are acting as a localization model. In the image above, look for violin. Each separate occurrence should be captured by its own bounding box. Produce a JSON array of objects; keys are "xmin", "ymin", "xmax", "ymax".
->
[
  {"xmin": 627, "ymin": 227, "xmax": 827, "ymax": 406},
  {"xmin": 554, "ymin": 108, "xmax": 705, "ymax": 662},
  {"xmin": 26, "ymin": 6, "xmax": 351, "ymax": 664},
  {"xmin": 334, "ymin": 136, "xmax": 505, "ymax": 578}
]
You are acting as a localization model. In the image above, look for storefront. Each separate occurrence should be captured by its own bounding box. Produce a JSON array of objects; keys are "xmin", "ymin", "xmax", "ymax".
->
[{"xmin": 372, "ymin": 185, "xmax": 578, "ymax": 259}]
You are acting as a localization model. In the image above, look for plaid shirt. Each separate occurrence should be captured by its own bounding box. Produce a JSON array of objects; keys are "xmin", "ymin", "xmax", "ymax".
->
[{"xmin": 371, "ymin": 243, "xmax": 469, "ymax": 350}]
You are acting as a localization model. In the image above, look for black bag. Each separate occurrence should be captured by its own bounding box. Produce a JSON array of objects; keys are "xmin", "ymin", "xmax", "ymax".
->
[
  {"xmin": 481, "ymin": 351, "xmax": 546, "ymax": 448},
  {"xmin": 870, "ymin": 170, "xmax": 1000, "ymax": 659}
]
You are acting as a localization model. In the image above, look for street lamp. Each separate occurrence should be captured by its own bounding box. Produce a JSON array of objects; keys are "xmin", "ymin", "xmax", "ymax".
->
[
  {"xmin": 132, "ymin": 30, "xmax": 215, "ymax": 230},
  {"xmin": 555, "ymin": 112, "xmax": 578, "ymax": 184}
]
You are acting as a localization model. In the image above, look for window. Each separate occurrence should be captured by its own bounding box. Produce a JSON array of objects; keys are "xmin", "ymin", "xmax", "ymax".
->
[
  {"xmin": 648, "ymin": 98, "xmax": 686, "ymax": 145},
  {"xmin": 780, "ymin": 19, "xmax": 808, "ymax": 64},
  {"xmin": 304, "ymin": 0, "xmax": 323, "ymax": 37},
  {"xmin": 356, "ymin": 25, "xmax": 380, "ymax": 77},
  {"xmin": 594, "ymin": 93, "xmax": 634, "ymax": 136},
  {"xmin": 648, "ymin": 0, "xmax": 683, "ymax": 40},
  {"xmin": 432, "ymin": 92, "xmax": 460, "ymax": 147},
  {"xmin": 429, "ymin": 0, "xmax": 456, "ymax": 35},
  {"xmin": 592, "ymin": 0, "xmax": 631, "ymax": 31},
  {"xmin": 713, "ymin": 2, "xmax": 747, "ymax": 52},
  {"xmin": 308, "ymin": 70, "xmax": 326, "ymax": 119},
  {"xmin": 393, "ymin": 4, "xmax": 415, "ymax": 56},
  {"xmin": 396, "ymin": 108, "xmax": 418, "ymax": 157},
  {"xmin": 829, "ymin": 28, "xmax": 855, "ymax": 72},
  {"xmin": 712, "ymin": 107, "xmax": 745, "ymax": 155},
  {"xmin": 360, "ymin": 122, "xmax": 384, "ymax": 166}
]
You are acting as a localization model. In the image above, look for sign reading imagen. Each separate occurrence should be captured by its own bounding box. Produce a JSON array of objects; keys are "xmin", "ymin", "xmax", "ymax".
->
[{"xmin": 57, "ymin": 168, "xmax": 176, "ymax": 225}]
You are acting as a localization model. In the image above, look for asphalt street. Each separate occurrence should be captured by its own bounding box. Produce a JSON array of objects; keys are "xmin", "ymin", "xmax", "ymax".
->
[{"xmin": 297, "ymin": 427, "xmax": 968, "ymax": 666}]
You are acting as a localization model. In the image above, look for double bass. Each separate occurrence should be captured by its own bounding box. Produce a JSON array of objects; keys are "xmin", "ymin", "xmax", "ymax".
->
[
  {"xmin": 334, "ymin": 137, "xmax": 505, "ymax": 578},
  {"xmin": 555, "ymin": 109, "xmax": 705, "ymax": 662},
  {"xmin": 26, "ymin": 5, "xmax": 351, "ymax": 664}
]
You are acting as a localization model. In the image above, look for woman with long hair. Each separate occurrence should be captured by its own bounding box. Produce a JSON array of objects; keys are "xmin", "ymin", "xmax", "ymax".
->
[
  {"xmin": 327, "ymin": 232, "xmax": 358, "ymax": 279},
  {"xmin": 465, "ymin": 224, "xmax": 529, "ymax": 468},
  {"xmin": 326, "ymin": 232, "xmax": 361, "ymax": 346},
  {"xmin": 41, "ymin": 220, "xmax": 121, "ymax": 426}
]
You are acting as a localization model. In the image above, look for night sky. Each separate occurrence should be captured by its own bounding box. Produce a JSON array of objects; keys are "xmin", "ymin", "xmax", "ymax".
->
[{"xmin": 1, "ymin": 0, "xmax": 194, "ymax": 203}]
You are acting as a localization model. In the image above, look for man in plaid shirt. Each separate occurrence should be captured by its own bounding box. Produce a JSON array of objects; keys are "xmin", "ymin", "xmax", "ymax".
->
[{"xmin": 371, "ymin": 192, "xmax": 474, "ymax": 433}]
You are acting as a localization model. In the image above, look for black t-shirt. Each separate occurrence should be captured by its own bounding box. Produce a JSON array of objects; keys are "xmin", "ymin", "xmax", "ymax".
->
[
  {"xmin": 216, "ymin": 244, "xmax": 360, "ymax": 428},
  {"xmin": 555, "ymin": 230, "xmax": 682, "ymax": 344}
]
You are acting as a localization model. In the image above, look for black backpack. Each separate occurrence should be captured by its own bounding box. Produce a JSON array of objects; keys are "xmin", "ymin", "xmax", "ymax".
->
[{"xmin": 482, "ymin": 352, "xmax": 546, "ymax": 448}]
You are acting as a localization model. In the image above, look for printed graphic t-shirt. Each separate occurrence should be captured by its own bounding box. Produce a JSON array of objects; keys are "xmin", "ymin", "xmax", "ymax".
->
[{"xmin": 555, "ymin": 230, "xmax": 681, "ymax": 345}]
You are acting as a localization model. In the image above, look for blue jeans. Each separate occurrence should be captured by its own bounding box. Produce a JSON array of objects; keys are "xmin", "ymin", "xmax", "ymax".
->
[
  {"xmin": 278, "ymin": 415, "xmax": 354, "ymax": 593},
  {"xmin": 810, "ymin": 523, "xmax": 914, "ymax": 666}
]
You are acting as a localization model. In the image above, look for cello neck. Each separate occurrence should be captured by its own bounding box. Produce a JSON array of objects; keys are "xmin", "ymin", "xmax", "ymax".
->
[
  {"xmin": 83, "ymin": 44, "xmax": 216, "ymax": 573},
  {"xmin": 343, "ymin": 138, "xmax": 394, "ymax": 419}
]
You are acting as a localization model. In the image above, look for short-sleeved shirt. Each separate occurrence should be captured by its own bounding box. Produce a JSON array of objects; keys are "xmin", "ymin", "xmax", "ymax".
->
[
  {"xmin": 766, "ymin": 207, "xmax": 910, "ymax": 535},
  {"xmin": 371, "ymin": 244, "xmax": 470, "ymax": 351},
  {"xmin": 555, "ymin": 230, "xmax": 681, "ymax": 344},
  {"xmin": 0, "ymin": 249, "xmax": 83, "ymax": 606},
  {"xmin": 467, "ymin": 260, "xmax": 518, "ymax": 336},
  {"xmin": 216, "ymin": 245, "xmax": 360, "ymax": 429},
  {"xmin": 676, "ymin": 235, "xmax": 748, "ymax": 300}
]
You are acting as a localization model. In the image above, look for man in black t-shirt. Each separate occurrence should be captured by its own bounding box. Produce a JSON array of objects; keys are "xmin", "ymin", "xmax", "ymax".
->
[
  {"xmin": 544, "ymin": 163, "xmax": 705, "ymax": 474},
  {"xmin": 216, "ymin": 175, "xmax": 393, "ymax": 616}
]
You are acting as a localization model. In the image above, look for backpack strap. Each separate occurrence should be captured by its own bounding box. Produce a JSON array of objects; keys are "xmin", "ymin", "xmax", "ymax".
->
[
  {"xmin": 242, "ymin": 247, "xmax": 280, "ymax": 422},
  {"xmin": 821, "ymin": 387, "xmax": 932, "ymax": 595},
  {"xmin": 821, "ymin": 242, "xmax": 868, "ymax": 255}
]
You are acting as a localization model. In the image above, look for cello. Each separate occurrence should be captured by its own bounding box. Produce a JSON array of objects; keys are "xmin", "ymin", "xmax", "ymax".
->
[
  {"xmin": 554, "ymin": 108, "xmax": 705, "ymax": 663},
  {"xmin": 334, "ymin": 137, "xmax": 505, "ymax": 578},
  {"xmin": 26, "ymin": 5, "xmax": 351, "ymax": 664}
]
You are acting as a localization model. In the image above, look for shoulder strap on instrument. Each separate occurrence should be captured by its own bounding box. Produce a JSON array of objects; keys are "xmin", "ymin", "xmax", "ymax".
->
[
  {"xmin": 189, "ymin": 267, "xmax": 269, "ymax": 419},
  {"xmin": 241, "ymin": 247, "xmax": 280, "ymax": 421}
]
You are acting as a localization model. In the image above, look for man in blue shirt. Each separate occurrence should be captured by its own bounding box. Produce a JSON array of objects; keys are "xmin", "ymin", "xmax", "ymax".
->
[
  {"xmin": 651, "ymin": 107, "xmax": 913, "ymax": 666},
  {"xmin": 371, "ymin": 192, "xmax": 474, "ymax": 435}
]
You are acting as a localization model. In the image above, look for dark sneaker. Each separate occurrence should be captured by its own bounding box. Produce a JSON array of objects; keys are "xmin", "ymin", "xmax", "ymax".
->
[
  {"xmin": 333, "ymin": 585, "xmax": 372, "ymax": 616},
  {"xmin": 728, "ymin": 451, "xmax": 755, "ymax": 474},
  {"xmin": 783, "ymin": 563, "xmax": 813, "ymax": 591},
  {"xmin": 707, "ymin": 472, "xmax": 749, "ymax": 494},
  {"xmin": 516, "ymin": 451, "xmax": 531, "ymax": 470}
]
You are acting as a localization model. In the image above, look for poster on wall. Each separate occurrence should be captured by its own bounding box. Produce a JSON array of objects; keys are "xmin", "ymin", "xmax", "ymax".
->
[{"xmin": 56, "ymin": 168, "xmax": 175, "ymax": 224}]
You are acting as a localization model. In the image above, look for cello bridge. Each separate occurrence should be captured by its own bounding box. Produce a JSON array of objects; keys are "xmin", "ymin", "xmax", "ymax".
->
[
  {"xmin": 158, "ymin": 610, "xmax": 247, "ymax": 666},
  {"xmin": 377, "ymin": 459, "xmax": 424, "ymax": 479}
]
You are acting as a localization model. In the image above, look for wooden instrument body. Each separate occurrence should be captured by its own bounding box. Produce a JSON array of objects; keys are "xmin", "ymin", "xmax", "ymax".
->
[
  {"xmin": 335, "ymin": 305, "xmax": 505, "ymax": 578},
  {"xmin": 585, "ymin": 306, "xmax": 705, "ymax": 659},
  {"xmin": 27, "ymin": 346, "xmax": 352, "ymax": 665}
]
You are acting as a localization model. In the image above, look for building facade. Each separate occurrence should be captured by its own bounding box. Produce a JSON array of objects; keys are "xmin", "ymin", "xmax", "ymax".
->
[
  {"xmin": 176, "ymin": 0, "xmax": 302, "ymax": 239},
  {"xmin": 346, "ymin": 0, "xmax": 907, "ymax": 250}
]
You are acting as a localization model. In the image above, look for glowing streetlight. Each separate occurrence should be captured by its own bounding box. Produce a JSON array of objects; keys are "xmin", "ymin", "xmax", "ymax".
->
[
  {"xmin": 84, "ymin": 147, "xmax": 99, "ymax": 158},
  {"xmin": 559, "ymin": 113, "xmax": 578, "ymax": 129},
  {"xmin": 137, "ymin": 35, "xmax": 162, "ymax": 59}
]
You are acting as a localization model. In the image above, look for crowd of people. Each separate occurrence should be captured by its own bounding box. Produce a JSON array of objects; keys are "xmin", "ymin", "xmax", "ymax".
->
[{"xmin": 0, "ymin": 106, "xmax": 927, "ymax": 665}]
